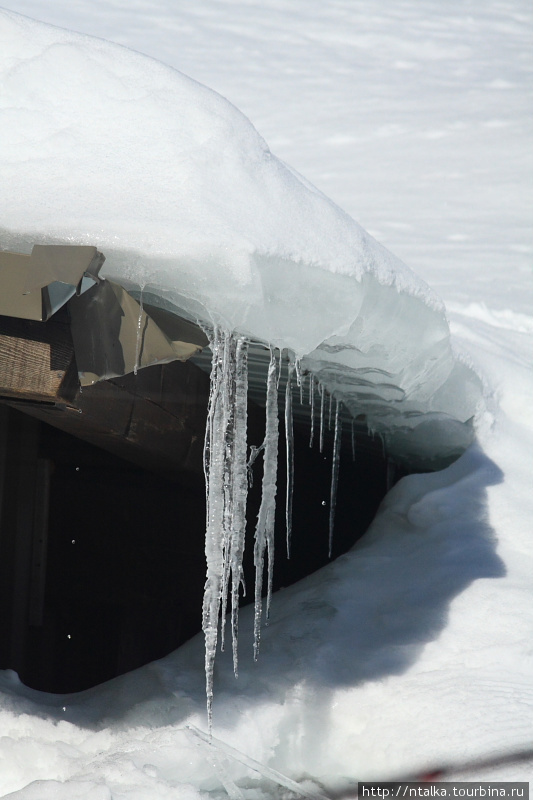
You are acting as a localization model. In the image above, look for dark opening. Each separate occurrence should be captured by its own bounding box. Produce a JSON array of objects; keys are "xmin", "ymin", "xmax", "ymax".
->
[{"xmin": 0, "ymin": 367, "xmax": 396, "ymax": 694}]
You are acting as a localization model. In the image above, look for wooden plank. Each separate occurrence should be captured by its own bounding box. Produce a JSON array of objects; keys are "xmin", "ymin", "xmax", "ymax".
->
[
  {"xmin": 57, "ymin": 362, "xmax": 208, "ymax": 479},
  {"xmin": 0, "ymin": 334, "xmax": 63, "ymax": 401},
  {"xmin": 0, "ymin": 313, "xmax": 210, "ymax": 480},
  {"xmin": 0, "ymin": 315, "xmax": 74, "ymax": 402}
]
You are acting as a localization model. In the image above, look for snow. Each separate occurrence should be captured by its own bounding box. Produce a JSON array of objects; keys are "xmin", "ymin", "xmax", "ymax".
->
[
  {"xmin": 0, "ymin": 7, "xmax": 484, "ymax": 469},
  {"xmin": 0, "ymin": 0, "xmax": 532, "ymax": 796}
]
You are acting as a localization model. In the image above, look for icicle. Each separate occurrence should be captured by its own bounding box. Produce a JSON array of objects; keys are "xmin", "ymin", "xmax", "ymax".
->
[
  {"xmin": 219, "ymin": 335, "xmax": 237, "ymax": 648},
  {"xmin": 299, "ymin": 371, "xmax": 306, "ymax": 405},
  {"xmin": 309, "ymin": 376, "xmax": 315, "ymax": 449},
  {"xmin": 202, "ymin": 328, "xmax": 224, "ymax": 729},
  {"xmin": 202, "ymin": 327, "xmax": 249, "ymax": 730},
  {"xmin": 328, "ymin": 392, "xmax": 333, "ymax": 430},
  {"xmin": 294, "ymin": 358, "xmax": 302, "ymax": 385},
  {"xmin": 253, "ymin": 350, "xmax": 279, "ymax": 660},
  {"xmin": 294, "ymin": 358, "xmax": 303, "ymax": 400},
  {"xmin": 351, "ymin": 418, "xmax": 356, "ymax": 462},
  {"xmin": 133, "ymin": 286, "xmax": 145, "ymax": 375},
  {"xmin": 187, "ymin": 726, "xmax": 329, "ymax": 800},
  {"xmin": 285, "ymin": 361, "xmax": 295, "ymax": 558},
  {"xmin": 188, "ymin": 726, "xmax": 246, "ymax": 800},
  {"xmin": 319, "ymin": 382, "xmax": 325, "ymax": 453},
  {"xmin": 328, "ymin": 400, "xmax": 342, "ymax": 558},
  {"xmin": 229, "ymin": 337, "xmax": 249, "ymax": 675},
  {"xmin": 247, "ymin": 443, "xmax": 264, "ymax": 488}
]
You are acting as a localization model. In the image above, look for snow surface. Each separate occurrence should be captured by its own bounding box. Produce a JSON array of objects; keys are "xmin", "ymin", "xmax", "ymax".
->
[{"xmin": 0, "ymin": 0, "xmax": 532, "ymax": 796}]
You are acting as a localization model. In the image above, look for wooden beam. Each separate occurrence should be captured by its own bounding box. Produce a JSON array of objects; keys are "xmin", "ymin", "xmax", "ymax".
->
[
  {"xmin": 0, "ymin": 314, "xmax": 210, "ymax": 481},
  {"xmin": 28, "ymin": 361, "xmax": 209, "ymax": 481},
  {"xmin": 0, "ymin": 315, "xmax": 74, "ymax": 403}
]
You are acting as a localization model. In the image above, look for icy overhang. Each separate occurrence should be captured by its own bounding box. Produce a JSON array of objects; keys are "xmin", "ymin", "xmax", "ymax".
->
[{"xmin": 0, "ymin": 10, "xmax": 483, "ymax": 471}]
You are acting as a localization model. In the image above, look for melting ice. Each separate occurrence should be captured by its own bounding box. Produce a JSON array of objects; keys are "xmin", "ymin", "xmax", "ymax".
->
[
  {"xmin": 202, "ymin": 327, "xmax": 249, "ymax": 727},
  {"xmin": 202, "ymin": 330, "xmax": 347, "ymax": 726}
]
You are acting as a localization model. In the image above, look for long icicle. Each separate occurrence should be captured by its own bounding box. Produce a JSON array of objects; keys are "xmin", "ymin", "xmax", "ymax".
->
[
  {"xmin": 328, "ymin": 399, "xmax": 342, "ymax": 558},
  {"xmin": 202, "ymin": 328, "xmax": 249, "ymax": 730},
  {"xmin": 285, "ymin": 360, "xmax": 294, "ymax": 558},
  {"xmin": 309, "ymin": 376, "xmax": 315, "ymax": 449},
  {"xmin": 229, "ymin": 336, "xmax": 249, "ymax": 677},
  {"xmin": 219, "ymin": 335, "xmax": 236, "ymax": 649},
  {"xmin": 133, "ymin": 286, "xmax": 145, "ymax": 376},
  {"xmin": 203, "ymin": 327, "xmax": 227, "ymax": 731},
  {"xmin": 293, "ymin": 359, "xmax": 304, "ymax": 406},
  {"xmin": 253, "ymin": 350, "xmax": 279, "ymax": 660},
  {"xmin": 319, "ymin": 382, "xmax": 325, "ymax": 453}
]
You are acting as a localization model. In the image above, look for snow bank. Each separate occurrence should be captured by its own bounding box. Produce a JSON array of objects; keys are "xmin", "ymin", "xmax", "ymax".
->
[{"xmin": 0, "ymin": 9, "xmax": 481, "ymax": 467}]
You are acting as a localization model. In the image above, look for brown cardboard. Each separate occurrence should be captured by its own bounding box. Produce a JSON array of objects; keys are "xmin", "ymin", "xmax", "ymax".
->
[
  {"xmin": 0, "ymin": 245, "xmax": 104, "ymax": 321},
  {"xmin": 0, "ymin": 245, "xmax": 208, "ymax": 386},
  {"xmin": 69, "ymin": 279, "xmax": 208, "ymax": 385}
]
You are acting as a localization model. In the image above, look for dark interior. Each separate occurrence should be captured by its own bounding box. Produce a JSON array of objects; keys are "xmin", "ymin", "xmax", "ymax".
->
[{"xmin": 0, "ymin": 368, "xmax": 395, "ymax": 694}]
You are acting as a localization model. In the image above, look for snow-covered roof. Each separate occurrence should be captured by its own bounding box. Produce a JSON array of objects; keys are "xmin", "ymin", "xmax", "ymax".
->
[{"xmin": 0, "ymin": 9, "xmax": 482, "ymax": 468}]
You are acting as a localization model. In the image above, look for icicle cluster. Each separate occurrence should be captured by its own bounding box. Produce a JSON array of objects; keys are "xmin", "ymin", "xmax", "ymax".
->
[
  {"xmin": 202, "ymin": 332, "xmax": 348, "ymax": 728},
  {"xmin": 203, "ymin": 327, "xmax": 249, "ymax": 728}
]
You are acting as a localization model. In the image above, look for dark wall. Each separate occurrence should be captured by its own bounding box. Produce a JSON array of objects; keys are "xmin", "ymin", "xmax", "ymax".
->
[{"xmin": 0, "ymin": 396, "xmax": 390, "ymax": 694}]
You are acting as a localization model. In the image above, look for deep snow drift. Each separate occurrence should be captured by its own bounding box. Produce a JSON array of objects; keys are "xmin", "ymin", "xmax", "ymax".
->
[{"xmin": 0, "ymin": 0, "xmax": 532, "ymax": 796}]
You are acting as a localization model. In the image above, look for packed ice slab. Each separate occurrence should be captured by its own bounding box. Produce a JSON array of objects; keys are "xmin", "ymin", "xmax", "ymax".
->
[{"xmin": 0, "ymin": 9, "xmax": 482, "ymax": 470}]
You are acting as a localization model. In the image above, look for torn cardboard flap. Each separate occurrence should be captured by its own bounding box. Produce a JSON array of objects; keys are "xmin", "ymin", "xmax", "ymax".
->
[
  {"xmin": 28, "ymin": 245, "xmax": 104, "ymax": 292},
  {"xmin": 0, "ymin": 245, "xmax": 104, "ymax": 321},
  {"xmin": 69, "ymin": 279, "xmax": 208, "ymax": 386},
  {"xmin": 1, "ymin": 245, "xmax": 207, "ymax": 386}
]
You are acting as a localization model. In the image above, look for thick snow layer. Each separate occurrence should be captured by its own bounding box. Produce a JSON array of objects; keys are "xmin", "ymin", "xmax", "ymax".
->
[
  {"xmin": 0, "ymin": 0, "xmax": 532, "ymax": 796},
  {"xmin": 0, "ymin": 7, "xmax": 429, "ymax": 319},
  {"xmin": 0, "ymin": 9, "xmax": 484, "ymax": 467}
]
